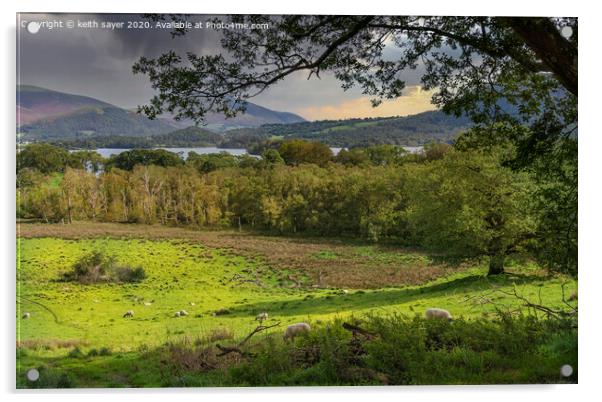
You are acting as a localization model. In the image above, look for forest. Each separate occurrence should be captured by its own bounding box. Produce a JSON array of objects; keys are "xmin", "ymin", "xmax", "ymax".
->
[{"xmin": 17, "ymin": 138, "xmax": 576, "ymax": 277}]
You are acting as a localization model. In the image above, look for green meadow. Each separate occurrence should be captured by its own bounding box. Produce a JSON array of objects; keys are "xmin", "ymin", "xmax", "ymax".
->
[{"xmin": 16, "ymin": 225, "xmax": 577, "ymax": 387}]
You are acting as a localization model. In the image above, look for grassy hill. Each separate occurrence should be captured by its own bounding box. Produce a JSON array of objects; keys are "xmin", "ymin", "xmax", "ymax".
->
[
  {"xmin": 17, "ymin": 223, "xmax": 577, "ymax": 387},
  {"xmin": 223, "ymin": 110, "xmax": 472, "ymax": 148}
]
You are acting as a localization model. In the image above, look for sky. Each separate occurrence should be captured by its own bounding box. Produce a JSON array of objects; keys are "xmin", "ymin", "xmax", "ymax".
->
[{"xmin": 17, "ymin": 13, "xmax": 436, "ymax": 121}]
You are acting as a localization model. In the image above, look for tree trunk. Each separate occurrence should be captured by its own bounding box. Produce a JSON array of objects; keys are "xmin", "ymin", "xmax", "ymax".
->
[
  {"xmin": 502, "ymin": 17, "xmax": 577, "ymax": 96},
  {"xmin": 488, "ymin": 254, "xmax": 505, "ymax": 276}
]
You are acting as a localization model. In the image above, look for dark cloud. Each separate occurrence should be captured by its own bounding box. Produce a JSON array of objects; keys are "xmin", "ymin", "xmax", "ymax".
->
[{"xmin": 17, "ymin": 13, "xmax": 430, "ymax": 119}]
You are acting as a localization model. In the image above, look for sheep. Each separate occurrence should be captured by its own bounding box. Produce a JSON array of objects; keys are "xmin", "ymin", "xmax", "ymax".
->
[
  {"xmin": 174, "ymin": 311, "xmax": 181, "ymax": 317},
  {"xmin": 342, "ymin": 289, "xmax": 349, "ymax": 295},
  {"xmin": 179, "ymin": 310, "xmax": 188, "ymax": 316},
  {"xmin": 283, "ymin": 322, "xmax": 311, "ymax": 341},
  {"xmin": 255, "ymin": 312, "xmax": 268, "ymax": 323},
  {"xmin": 22, "ymin": 312, "xmax": 30, "ymax": 319},
  {"xmin": 123, "ymin": 310, "xmax": 134, "ymax": 318},
  {"xmin": 425, "ymin": 308, "xmax": 453, "ymax": 322}
]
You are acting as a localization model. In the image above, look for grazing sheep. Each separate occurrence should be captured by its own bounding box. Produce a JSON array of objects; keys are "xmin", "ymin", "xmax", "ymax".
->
[
  {"xmin": 255, "ymin": 312, "xmax": 268, "ymax": 323},
  {"xmin": 179, "ymin": 310, "xmax": 188, "ymax": 316},
  {"xmin": 425, "ymin": 308, "xmax": 453, "ymax": 322},
  {"xmin": 174, "ymin": 311, "xmax": 181, "ymax": 317},
  {"xmin": 22, "ymin": 312, "xmax": 30, "ymax": 319},
  {"xmin": 283, "ymin": 322, "xmax": 311, "ymax": 341},
  {"xmin": 123, "ymin": 310, "xmax": 134, "ymax": 318},
  {"xmin": 342, "ymin": 289, "xmax": 349, "ymax": 294}
]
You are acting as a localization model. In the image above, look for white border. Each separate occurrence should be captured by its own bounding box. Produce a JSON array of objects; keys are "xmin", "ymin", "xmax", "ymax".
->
[{"xmin": 2, "ymin": 1, "xmax": 599, "ymax": 401}]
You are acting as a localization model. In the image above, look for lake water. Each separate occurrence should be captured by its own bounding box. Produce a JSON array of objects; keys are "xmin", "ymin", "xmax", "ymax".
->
[
  {"xmin": 91, "ymin": 146, "xmax": 423, "ymax": 159},
  {"xmin": 94, "ymin": 147, "xmax": 249, "ymax": 159}
]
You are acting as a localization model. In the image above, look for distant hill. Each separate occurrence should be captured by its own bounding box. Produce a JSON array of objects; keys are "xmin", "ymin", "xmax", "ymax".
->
[
  {"xmin": 17, "ymin": 85, "xmax": 113, "ymax": 125},
  {"xmin": 51, "ymin": 126, "xmax": 225, "ymax": 149},
  {"xmin": 168, "ymin": 102, "xmax": 307, "ymax": 132},
  {"xmin": 222, "ymin": 110, "xmax": 472, "ymax": 148},
  {"xmin": 17, "ymin": 86, "xmax": 306, "ymax": 140}
]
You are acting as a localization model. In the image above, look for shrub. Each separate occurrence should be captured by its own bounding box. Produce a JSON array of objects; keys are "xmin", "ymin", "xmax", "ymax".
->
[
  {"xmin": 62, "ymin": 251, "xmax": 146, "ymax": 284},
  {"xmin": 114, "ymin": 266, "xmax": 147, "ymax": 283}
]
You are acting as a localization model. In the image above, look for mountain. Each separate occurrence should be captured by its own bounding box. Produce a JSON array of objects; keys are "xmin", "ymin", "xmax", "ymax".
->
[
  {"xmin": 17, "ymin": 86, "xmax": 306, "ymax": 140},
  {"xmin": 17, "ymin": 85, "xmax": 113, "ymax": 125},
  {"xmin": 199, "ymin": 102, "xmax": 306, "ymax": 131},
  {"xmin": 222, "ymin": 110, "xmax": 472, "ymax": 148}
]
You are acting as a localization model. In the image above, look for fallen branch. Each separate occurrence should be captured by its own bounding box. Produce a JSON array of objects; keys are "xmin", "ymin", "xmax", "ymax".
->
[
  {"xmin": 496, "ymin": 286, "xmax": 577, "ymax": 319},
  {"xmin": 342, "ymin": 322, "xmax": 376, "ymax": 340},
  {"xmin": 216, "ymin": 321, "xmax": 281, "ymax": 357}
]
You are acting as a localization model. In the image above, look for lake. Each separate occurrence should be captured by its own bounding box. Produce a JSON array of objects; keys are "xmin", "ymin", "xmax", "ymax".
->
[
  {"xmin": 93, "ymin": 147, "xmax": 249, "ymax": 159},
  {"xmin": 91, "ymin": 146, "xmax": 423, "ymax": 159}
]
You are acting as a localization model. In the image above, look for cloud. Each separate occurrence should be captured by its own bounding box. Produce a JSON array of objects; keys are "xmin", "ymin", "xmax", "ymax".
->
[
  {"xmin": 17, "ymin": 13, "xmax": 437, "ymax": 119},
  {"xmin": 295, "ymin": 86, "xmax": 437, "ymax": 120}
]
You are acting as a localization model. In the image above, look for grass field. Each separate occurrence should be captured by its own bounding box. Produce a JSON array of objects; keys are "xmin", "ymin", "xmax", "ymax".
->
[{"xmin": 16, "ymin": 222, "xmax": 578, "ymax": 387}]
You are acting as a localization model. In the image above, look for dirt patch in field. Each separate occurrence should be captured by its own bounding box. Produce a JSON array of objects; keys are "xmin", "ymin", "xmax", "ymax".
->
[
  {"xmin": 17, "ymin": 338, "xmax": 88, "ymax": 350},
  {"xmin": 18, "ymin": 222, "xmax": 463, "ymax": 288}
]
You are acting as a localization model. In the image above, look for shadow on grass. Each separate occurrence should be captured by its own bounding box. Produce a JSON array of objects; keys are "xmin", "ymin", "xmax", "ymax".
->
[{"xmin": 224, "ymin": 272, "xmax": 545, "ymax": 318}]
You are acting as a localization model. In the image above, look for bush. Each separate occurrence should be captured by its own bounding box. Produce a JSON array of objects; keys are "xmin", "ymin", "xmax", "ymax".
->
[
  {"xmin": 62, "ymin": 251, "xmax": 146, "ymax": 284},
  {"xmin": 114, "ymin": 266, "xmax": 147, "ymax": 283},
  {"xmin": 223, "ymin": 313, "xmax": 576, "ymax": 385}
]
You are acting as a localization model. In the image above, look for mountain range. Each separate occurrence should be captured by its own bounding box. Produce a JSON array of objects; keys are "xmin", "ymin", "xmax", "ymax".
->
[
  {"xmin": 16, "ymin": 86, "xmax": 306, "ymax": 141},
  {"xmin": 17, "ymin": 85, "xmax": 473, "ymax": 149}
]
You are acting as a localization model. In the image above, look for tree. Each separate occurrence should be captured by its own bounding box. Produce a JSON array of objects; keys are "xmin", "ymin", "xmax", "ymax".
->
[
  {"xmin": 277, "ymin": 140, "xmax": 333, "ymax": 166},
  {"xmin": 133, "ymin": 16, "xmax": 576, "ymax": 149},
  {"xmin": 133, "ymin": 15, "xmax": 576, "ymax": 275},
  {"xmin": 106, "ymin": 149, "xmax": 184, "ymax": 171},
  {"xmin": 17, "ymin": 143, "xmax": 71, "ymax": 174},
  {"xmin": 68, "ymin": 150, "xmax": 105, "ymax": 173},
  {"xmin": 405, "ymin": 149, "xmax": 535, "ymax": 275},
  {"xmin": 261, "ymin": 149, "xmax": 285, "ymax": 167}
]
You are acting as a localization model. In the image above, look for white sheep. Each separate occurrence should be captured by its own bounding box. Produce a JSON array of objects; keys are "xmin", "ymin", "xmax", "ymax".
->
[
  {"xmin": 174, "ymin": 311, "xmax": 181, "ymax": 317},
  {"xmin": 283, "ymin": 322, "xmax": 311, "ymax": 341},
  {"xmin": 342, "ymin": 289, "xmax": 349, "ymax": 295},
  {"xmin": 22, "ymin": 312, "xmax": 30, "ymax": 319},
  {"xmin": 255, "ymin": 312, "xmax": 268, "ymax": 323},
  {"xmin": 179, "ymin": 310, "xmax": 188, "ymax": 316},
  {"xmin": 123, "ymin": 310, "xmax": 134, "ymax": 318},
  {"xmin": 425, "ymin": 308, "xmax": 453, "ymax": 322}
]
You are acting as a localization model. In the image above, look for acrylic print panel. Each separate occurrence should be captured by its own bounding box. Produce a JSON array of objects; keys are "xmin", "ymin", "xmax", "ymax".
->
[{"xmin": 16, "ymin": 13, "xmax": 578, "ymax": 388}]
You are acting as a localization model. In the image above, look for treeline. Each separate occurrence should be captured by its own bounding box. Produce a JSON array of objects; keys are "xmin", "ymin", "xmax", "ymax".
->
[
  {"xmin": 17, "ymin": 140, "xmax": 575, "ymax": 276},
  {"xmin": 49, "ymin": 127, "xmax": 224, "ymax": 149}
]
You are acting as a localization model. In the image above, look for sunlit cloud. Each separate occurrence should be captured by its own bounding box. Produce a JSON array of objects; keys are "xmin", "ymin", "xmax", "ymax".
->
[{"xmin": 295, "ymin": 86, "xmax": 437, "ymax": 121}]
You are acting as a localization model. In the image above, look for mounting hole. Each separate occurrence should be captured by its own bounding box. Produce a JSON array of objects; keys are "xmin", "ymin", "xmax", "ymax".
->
[
  {"xmin": 561, "ymin": 26, "xmax": 573, "ymax": 39},
  {"xmin": 560, "ymin": 364, "xmax": 573, "ymax": 377},
  {"xmin": 27, "ymin": 22, "xmax": 41, "ymax": 34},
  {"xmin": 26, "ymin": 368, "xmax": 40, "ymax": 382}
]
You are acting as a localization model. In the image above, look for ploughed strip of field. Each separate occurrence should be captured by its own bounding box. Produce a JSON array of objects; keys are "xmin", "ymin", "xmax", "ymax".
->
[{"xmin": 19, "ymin": 222, "xmax": 458, "ymax": 288}]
